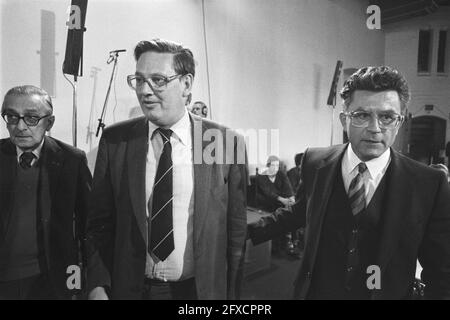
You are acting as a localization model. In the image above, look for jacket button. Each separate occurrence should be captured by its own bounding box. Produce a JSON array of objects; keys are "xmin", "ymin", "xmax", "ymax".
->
[{"xmin": 306, "ymin": 271, "xmax": 312, "ymax": 278}]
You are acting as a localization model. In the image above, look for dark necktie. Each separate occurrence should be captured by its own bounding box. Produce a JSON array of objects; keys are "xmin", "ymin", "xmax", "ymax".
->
[
  {"xmin": 148, "ymin": 128, "xmax": 174, "ymax": 261},
  {"xmin": 348, "ymin": 162, "xmax": 367, "ymax": 216},
  {"xmin": 20, "ymin": 152, "xmax": 36, "ymax": 169}
]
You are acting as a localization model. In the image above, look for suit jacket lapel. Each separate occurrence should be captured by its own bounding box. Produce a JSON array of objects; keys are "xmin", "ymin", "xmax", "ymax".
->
[
  {"xmin": 38, "ymin": 136, "xmax": 63, "ymax": 267},
  {"xmin": 0, "ymin": 140, "xmax": 17, "ymax": 241},
  {"xmin": 40, "ymin": 136, "xmax": 64, "ymax": 221},
  {"xmin": 375, "ymin": 150, "xmax": 413, "ymax": 273},
  {"xmin": 307, "ymin": 145, "xmax": 346, "ymax": 259},
  {"xmin": 191, "ymin": 115, "xmax": 212, "ymax": 252},
  {"xmin": 127, "ymin": 118, "xmax": 148, "ymax": 244}
]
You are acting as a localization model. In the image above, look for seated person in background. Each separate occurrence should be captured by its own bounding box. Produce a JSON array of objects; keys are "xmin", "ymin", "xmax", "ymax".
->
[
  {"xmin": 256, "ymin": 155, "xmax": 295, "ymax": 212},
  {"xmin": 287, "ymin": 153, "xmax": 304, "ymax": 194},
  {"xmin": 249, "ymin": 66, "xmax": 450, "ymax": 300},
  {"xmin": 256, "ymin": 155, "xmax": 295, "ymax": 255},
  {"xmin": 430, "ymin": 163, "xmax": 450, "ymax": 184},
  {"xmin": 287, "ymin": 153, "xmax": 306, "ymax": 257}
]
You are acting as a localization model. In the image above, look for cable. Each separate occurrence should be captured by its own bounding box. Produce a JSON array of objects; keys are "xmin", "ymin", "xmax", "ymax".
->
[{"xmin": 201, "ymin": 0, "xmax": 213, "ymax": 119}]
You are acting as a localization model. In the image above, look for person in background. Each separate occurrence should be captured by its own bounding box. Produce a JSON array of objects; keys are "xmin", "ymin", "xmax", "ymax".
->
[
  {"xmin": 430, "ymin": 163, "xmax": 449, "ymax": 184},
  {"xmin": 256, "ymin": 155, "xmax": 295, "ymax": 255},
  {"xmin": 287, "ymin": 153, "xmax": 304, "ymax": 194},
  {"xmin": 191, "ymin": 101, "xmax": 208, "ymax": 118},
  {"xmin": 0, "ymin": 85, "xmax": 92, "ymax": 299}
]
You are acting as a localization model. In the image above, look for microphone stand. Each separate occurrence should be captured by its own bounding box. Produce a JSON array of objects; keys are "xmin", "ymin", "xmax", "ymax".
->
[
  {"xmin": 86, "ymin": 66, "xmax": 101, "ymax": 151},
  {"xmin": 96, "ymin": 49, "xmax": 126, "ymax": 137}
]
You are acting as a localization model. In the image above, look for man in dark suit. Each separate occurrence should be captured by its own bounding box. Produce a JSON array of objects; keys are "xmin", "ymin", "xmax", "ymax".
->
[
  {"xmin": 0, "ymin": 85, "xmax": 92, "ymax": 299},
  {"xmin": 86, "ymin": 39, "xmax": 248, "ymax": 300},
  {"xmin": 250, "ymin": 66, "xmax": 450, "ymax": 299},
  {"xmin": 287, "ymin": 153, "xmax": 304, "ymax": 195}
]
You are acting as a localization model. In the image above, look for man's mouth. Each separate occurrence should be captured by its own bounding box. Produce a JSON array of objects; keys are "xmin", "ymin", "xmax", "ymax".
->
[
  {"xmin": 362, "ymin": 139, "xmax": 383, "ymax": 144},
  {"xmin": 142, "ymin": 100, "xmax": 159, "ymax": 107}
]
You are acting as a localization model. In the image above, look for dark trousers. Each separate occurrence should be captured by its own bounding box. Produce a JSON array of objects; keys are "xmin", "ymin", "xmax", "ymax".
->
[
  {"xmin": 0, "ymin": 274, "xmax": 56, "ymax": 300},
  {"xmin": 142, "ymin": 278, "xmax": 197, "ymax": 300}
]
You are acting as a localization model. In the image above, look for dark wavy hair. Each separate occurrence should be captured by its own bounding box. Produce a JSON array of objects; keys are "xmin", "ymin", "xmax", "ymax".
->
[
  {"xmin": 340, "ymin": 66, "xmax": 410, "ymax": 113},
  {"xmin": 134, "ymin": 38, "xmax": 195, "ymax": 77},
  {"xmin": 2, "ymin": 85, "xmax": 53, "ymax": 114}
]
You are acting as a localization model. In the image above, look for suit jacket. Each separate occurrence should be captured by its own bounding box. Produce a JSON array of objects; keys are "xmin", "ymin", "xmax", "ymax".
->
[
  {"xmin": 250, "ymin": 144, "xmax": 450, "ymax": 299},
  {"xmin": 0, "ymin": 136, "xmax": 92, "ymax": 299},
  {"xmin": 85, "ymin": 114, "xmax": 248, "ymax": 300}
]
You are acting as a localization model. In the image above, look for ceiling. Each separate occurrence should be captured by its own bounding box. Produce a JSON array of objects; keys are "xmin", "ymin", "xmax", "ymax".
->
[{"xmin": 369, "ymin": 0, "xmax": 450, "ymax": 24}]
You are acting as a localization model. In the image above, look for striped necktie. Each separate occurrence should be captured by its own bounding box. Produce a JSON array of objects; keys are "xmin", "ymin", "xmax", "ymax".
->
[
  {"xmin": 148, "ymin": 128, "xmax": 174, "ymax": 261},
  {"xmin": 20, "ymin": 152, "xmax": 36, "ymax": 169},
  {"xmin": 348, "ymin": 162, "xmax": 367, "ymax": 216}
]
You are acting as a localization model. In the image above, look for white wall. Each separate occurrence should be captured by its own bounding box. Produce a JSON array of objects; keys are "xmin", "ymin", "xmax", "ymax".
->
[
  {"xmin": 204, "ymin": 0, "xmax": 385, "ymax": 170},
  {"xmin": 1, "ymin": 0, "xmax": 385, "ymax": 171},
  {"xmin": 385, "ymin": 7, "xmax": 450, "ymax": 144}
]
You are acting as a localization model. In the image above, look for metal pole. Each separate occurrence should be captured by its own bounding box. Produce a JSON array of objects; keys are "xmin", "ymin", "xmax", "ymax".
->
[
  {"xmin": 73, "ymin": 77, "xmax": 78, "ymax": 147},
  {"xmin": 330, "ymin": 106, "xmax": 334, "ymax": 146}
]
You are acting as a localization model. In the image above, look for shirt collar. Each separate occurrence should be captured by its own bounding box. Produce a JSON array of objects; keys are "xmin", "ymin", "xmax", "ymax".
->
[
  {"xmin": 148, "ymin": 108, "xmax": 191, "ymax": 146},
  {"xmin": 16, "ymin": 137, "xmax": 45, "ymax": 162},
  {"xmin": 344, "ymin": 143, "xmax": 391, "ymax": 179}
]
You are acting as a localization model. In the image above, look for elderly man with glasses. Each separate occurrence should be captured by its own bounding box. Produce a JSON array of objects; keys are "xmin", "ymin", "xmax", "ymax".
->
[
  {"xmin": 250, "ymin": 66, "xmax": 450, "ymax": 300},
  {"xmin": 86, "ymin": 39, "xmax": 248, "ymax": 300},
  {"xmin": 0, "ymin": 85, "xmax": 92, "ymax": 299}
]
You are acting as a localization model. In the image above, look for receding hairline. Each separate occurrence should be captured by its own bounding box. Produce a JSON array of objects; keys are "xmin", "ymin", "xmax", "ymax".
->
[{"xmin": 2, "ymin": 91, "xmax": 53, "ymax": 115}]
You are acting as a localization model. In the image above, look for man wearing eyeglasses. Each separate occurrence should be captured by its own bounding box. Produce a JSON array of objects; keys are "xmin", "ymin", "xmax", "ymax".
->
[
  {"xmin": 0, "ymin": 85, "xmax": 92, "ymax": 299},
  {"xmin": 191, "ymin": 101, "xmax": 208, "ymax": 118},
  {"xmin": 86, "ymin": 39, "xmax": 248, "ymax": 300},
  {"xmin": 250, "ymin": 66, "xmax": 450, "ymax": 299}
]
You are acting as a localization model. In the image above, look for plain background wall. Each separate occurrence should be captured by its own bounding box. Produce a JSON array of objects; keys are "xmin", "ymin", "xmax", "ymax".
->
[
  {"xmin": 384, "ymin": 7, "xmax": 450, "ymax": 144},
  {"xmin": 1, "ymin": 0, "xmax": 385, "ymax": 171}
]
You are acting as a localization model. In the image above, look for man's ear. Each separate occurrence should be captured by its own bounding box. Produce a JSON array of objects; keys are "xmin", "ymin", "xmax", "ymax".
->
[
  {"xmin": 181, "ymin": 74, "xmax": 194, "ymax": 98},
  {"xmin": 339, "ymin": 112, "xmax": 348, "ymax": 132},
  {"xmin": 46, "ymin": 115, "xmax": 55, "ymax": 132}
]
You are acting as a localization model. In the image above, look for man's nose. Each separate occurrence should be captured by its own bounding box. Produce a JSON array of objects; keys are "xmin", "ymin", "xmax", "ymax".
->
[
  {"xmin": 366, "ymin": 116, "xmax": 382, "ymax": 132},
  {"xmin": 139, "ymin": 80, "xmax": 155, "ymax": 95},
  {"xmin": 16, "ymin": 118, "xmax": 29, "ymax": 130}
]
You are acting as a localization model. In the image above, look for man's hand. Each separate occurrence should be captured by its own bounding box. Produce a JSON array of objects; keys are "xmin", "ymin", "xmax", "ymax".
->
[
  {"xmin": 277, "ymin": 196, "xmax": 290, "ymax": 207},
  {"xmin": 88, "ymin": 287, "xmax": 109, "ymax": 300}
]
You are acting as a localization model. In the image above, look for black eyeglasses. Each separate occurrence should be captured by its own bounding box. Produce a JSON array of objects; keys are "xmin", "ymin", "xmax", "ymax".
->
[
  {"xmin": 127, "ymin": 74, "xmax": 182, "ymax": 91},
  {"xmin": 1, "ymin": 113, "xmax": 52, "ymax": 127}
]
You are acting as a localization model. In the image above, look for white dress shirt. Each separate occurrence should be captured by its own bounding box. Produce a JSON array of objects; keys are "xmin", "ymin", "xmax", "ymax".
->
[
  {"xmin": 145, "ymin": 109, "xmax": 195, "ymax": 281},
  {"xmin": 341, "ymin": 144, "xmax": 391, "ymax": 206},
  {"xmin": 16, "ymin": 138, "xmax": 44, "ymax": 166}
]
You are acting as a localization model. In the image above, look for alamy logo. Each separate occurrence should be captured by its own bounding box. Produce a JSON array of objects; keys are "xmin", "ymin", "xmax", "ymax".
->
[
  {"xmin": 66, "ymin": 5, "xmax": 82, "ymax": 30},
  {"xmin": 66, "ymin": 265, "xmax": 81, "ymax": 290},
  {"xmin": 366, "ymin": 265, "xmax": 381, "ymax": 290},
  {"xmin": 366, "ymin": 5, "xmax": 381, "ymax": 30}
]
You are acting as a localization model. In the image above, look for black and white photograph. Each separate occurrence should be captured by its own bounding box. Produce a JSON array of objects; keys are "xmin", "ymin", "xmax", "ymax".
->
[{"xmin": 0, "ymin": 0, "xmax": 449, "ymax": 305}]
